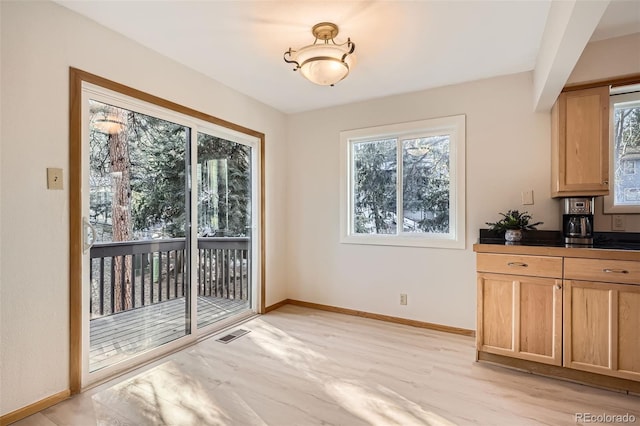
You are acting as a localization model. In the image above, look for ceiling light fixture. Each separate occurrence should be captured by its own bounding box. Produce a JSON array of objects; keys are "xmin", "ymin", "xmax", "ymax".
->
[
  {"xmin": 284, "ymin": 22, "xmax": 355, "ymax": 86},
  {"xmin": 92, "ymin": 116, "xmax": 125, "ymax": 135}
]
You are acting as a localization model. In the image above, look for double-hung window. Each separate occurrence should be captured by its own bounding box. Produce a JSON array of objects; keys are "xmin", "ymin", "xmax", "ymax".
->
[
  {"xmin": 605, "ymin": 85, "xmax": 640, "ymax": 213},
  {"xmin": 340, "ymin": 115, "xmax": 466, "ymax": 249}
]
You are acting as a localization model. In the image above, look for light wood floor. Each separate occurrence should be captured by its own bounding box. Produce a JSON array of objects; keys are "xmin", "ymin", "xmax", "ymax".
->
[{"xmin": 15, "ymin": 305, "xmax": 640, "ymax": 425}]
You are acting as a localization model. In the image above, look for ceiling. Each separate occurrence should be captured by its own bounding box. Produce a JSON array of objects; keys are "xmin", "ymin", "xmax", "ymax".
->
[{"xmin": 56, "ymin": 0, "xmax": 640, "ymax": 114}]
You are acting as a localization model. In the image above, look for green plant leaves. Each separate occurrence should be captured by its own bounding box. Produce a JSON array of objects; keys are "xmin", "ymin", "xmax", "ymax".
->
[{"xmin": 486, "ymin": 209, "xmax": 543, "ymax": 233}]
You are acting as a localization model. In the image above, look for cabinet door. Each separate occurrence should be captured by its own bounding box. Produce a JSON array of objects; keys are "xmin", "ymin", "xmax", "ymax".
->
[
  {"xmin": 519, "ymin": 277, "xmax": 563, "ymax": 365},
  {"xmin": 477, "ymin": 273, "xmax": 562, "ymax": 365},
  {"xmin": 564, "ymin": 280, "xmax": 640, "ymax": 381},
  {"xmin": 551, "ymin": 86, "xmax": 609, "ymax": 197},
  {"xmin": 478, "ymin": 274, "xmax": 514, "ymax": 353}
]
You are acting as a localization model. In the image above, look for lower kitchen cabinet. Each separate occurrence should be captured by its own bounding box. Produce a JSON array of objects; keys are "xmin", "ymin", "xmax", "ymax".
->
[
  {"xmin": 477, "ymin": 273, "xmax": 563, "ymax": 366},
  {"xmin": 475, "ymin": 245, "xmax": 640, "ymax": 391},
  {"xmin": 564, "ymin": 279, "xmax": 640, "ymax": 381}
]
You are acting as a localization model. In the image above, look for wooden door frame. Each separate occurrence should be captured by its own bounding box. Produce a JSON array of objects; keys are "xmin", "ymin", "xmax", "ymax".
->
[{"xmin": 69, "ymin": 68, "xmax": 266, "ymax": 393}]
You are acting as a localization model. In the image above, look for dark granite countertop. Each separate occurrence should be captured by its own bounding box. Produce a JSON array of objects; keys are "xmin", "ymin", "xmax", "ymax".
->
[{"xmin": 478, "ymin": 229, "xmax": 640, "ymax": 251}]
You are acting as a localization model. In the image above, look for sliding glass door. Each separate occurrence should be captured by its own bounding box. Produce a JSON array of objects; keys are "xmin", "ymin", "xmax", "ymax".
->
[{"xmin": 81, "ymin": 82, "xmax": 260, "ymax": 386}]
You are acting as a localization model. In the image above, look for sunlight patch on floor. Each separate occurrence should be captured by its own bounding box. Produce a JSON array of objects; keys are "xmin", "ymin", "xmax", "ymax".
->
[
  {"xmin": 248, "ymin": 320, "xmax": 328, "ymax": 380},
  {"xmin": 97, "ymin": 360, "xmax": 231, "ymax": 425},
  {"xmin": 325, "ymin": 379, "xmax": 457, "ymax": 426},
  {"xmin": 249, "ymin": 320, "xmax": 456, "ymax": 426}
]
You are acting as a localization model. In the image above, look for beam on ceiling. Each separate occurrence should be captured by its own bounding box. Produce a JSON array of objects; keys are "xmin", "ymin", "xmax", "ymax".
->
[{"xmin": 532, "ymin": 0, "xmax": 610, "ymax": 112}]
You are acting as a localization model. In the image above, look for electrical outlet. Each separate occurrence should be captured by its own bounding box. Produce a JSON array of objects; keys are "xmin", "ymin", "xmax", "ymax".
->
[
  {"xmin": 47, "ymin": 168, "xmax": 63, "ymax": 190},
  {"xmin": 400, "ymin": 293, "xmax": 407, "ymax": 305},
  {"xmin": 612, "ymin": 215, "xmax": 626, "ymax": 231}
]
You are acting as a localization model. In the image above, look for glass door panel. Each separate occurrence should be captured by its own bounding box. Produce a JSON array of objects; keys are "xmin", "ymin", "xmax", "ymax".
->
[
  {"xmin": 87, "ymin": 99, "xmax": 189, "ymax": 372},
  {"xmin": 196, "ymin": 132, "xmax": 252, "ymax": 328}
]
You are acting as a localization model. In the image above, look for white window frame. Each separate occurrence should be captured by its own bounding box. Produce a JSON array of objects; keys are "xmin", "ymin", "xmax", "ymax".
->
[
  {"xmin": 339, "ymin": 115, "xmax": 466, "ymax": 249},
  {"xmin": 604, "ymin": 88, "xmax": 640, "ymax": 214}
]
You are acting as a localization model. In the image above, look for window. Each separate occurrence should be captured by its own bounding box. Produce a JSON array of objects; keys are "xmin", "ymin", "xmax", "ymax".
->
[
  {"xmin": 340, "ymin": 115, "xmax": 466, "ymax": 249},
  {"xmin": 605, "ymin": 87, "xmax": 640, "ymax": 213},
  {"xmin": 623, "ymin": 160, "xmax": 636, "ymax": 175}
]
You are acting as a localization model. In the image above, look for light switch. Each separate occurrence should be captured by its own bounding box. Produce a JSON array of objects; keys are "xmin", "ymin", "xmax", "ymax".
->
[
  {"xmin": 521, "ymin": 190, "xmax": 534, "ymax": 205},
  {"xmin": 47, "ymin": 168, "xmax": 63, "ymax": 190}
]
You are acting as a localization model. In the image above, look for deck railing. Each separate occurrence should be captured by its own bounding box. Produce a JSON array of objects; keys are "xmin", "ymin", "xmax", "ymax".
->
[
  {"xmin": 89, "ymin": 237, "xmax": 250, "ymax": 318},
  {"xmin": 197, "ymin": 238, "xmax": 250, "ymax": 302}
]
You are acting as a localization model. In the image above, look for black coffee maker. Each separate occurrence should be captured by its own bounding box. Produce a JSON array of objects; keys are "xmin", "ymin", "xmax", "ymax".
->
[{"xmin": 562, "ymin": 197, "xmax": 594, "ymax": 245}]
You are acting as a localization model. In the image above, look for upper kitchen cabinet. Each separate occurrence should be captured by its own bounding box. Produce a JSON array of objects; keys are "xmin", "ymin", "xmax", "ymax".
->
[{"xmin": 551, "ymin": 86, "xmax": 610, "ymax": 198}]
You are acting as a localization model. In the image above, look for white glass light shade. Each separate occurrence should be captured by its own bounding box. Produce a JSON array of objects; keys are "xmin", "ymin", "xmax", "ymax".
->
[
  {"xmin": 93, "ymin": 117, "xmax": 125, "ymax": 135},
  {"xmin": 294, "ymin": 44, "xmax": 354, "ymax": 86}
]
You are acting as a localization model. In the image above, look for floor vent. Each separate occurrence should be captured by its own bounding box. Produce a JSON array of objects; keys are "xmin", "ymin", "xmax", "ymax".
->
[{"xmin": 216, "ymin": 329, "xmax": 250, "ymax": 344}]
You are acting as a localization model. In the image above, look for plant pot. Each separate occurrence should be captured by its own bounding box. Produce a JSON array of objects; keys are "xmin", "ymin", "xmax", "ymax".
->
[{"xmin": 505, "ymin": 229, "xmax": 523, "ymax": 242}]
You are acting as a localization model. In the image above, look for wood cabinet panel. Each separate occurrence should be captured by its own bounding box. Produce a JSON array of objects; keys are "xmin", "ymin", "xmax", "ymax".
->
[
  {"xmin": 566, "ymin": 283, "xmax": 611, "ymax": 368},
  {"xmin": 478, "ymin": 275, "xmax": 513, "ymax": 351},
  {"xmin": 564, "ymin": 280, "xmax": 640, "ymax": 382},
  {"xmin": 565, "ymin": 258, "xmax": 640, "ymax": 285},
  {"xmin": 476, "ymin": 253, "xmax": 563, "ymax": 278},
  {"xmin": 564, "ymin": 93, "xmax": 605, "ymax": 185},
  {"xmin": 551, "ymin": 86, "xmax": 609, "ymax": 197},
  {"xmin": 618, "ymin": 291, "xmax": 640, "ymax": 375},
  {"xmin": 520, "ymin": 280, "xmax": 558, "ymax": 358},
  {"xmin": 477, "ymin": 273, "xmax": 562, "ymax": 366}
]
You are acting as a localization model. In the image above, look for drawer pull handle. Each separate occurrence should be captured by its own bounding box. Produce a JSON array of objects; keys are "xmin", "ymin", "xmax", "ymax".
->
[
  {"xmin": 603, "ymin": 268, "xmax": 629, "ymax": 274},
  {"xmin": 555, "ymin": 284, "xmax": 562, "ymax": 290},
  {"xmin": 507, "ymin": 262, "xmax": 528, "ymax": 268}
]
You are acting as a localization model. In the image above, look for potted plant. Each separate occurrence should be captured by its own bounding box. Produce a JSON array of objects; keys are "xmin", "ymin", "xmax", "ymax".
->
[{"xmin": 486, "ymin": 210, "xmax": 543, "ymax": 242}]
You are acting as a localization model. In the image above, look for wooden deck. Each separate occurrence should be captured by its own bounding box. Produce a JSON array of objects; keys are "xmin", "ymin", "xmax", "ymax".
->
[{"xmin": 90, "ymin": 296, "xmax": 249, "ymax": 372}]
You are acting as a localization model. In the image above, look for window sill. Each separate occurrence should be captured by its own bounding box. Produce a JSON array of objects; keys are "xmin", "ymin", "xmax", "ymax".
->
[{"xmin": 340, "ymin": 234, "xmax": 465, "ymax": 249}]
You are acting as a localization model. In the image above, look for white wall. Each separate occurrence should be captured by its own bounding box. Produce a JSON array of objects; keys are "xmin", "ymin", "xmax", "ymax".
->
[
  {"xmin": 286, "ymin": 72, "xmax": 554, "ymax": 331},
  {"xmin": 567, "ymin": 32, "xmax": 640, "ymax": 85},
  {"xmin": 282, "ymin": 33, "xmax": 640, "ymax": 332},
  {"xmin": 569, "ymin": 32, "xmax": 640, "ymax": 232},
  {"xmin": 0, "ymin": 0, "xmax": 288, "ymax": 415}
]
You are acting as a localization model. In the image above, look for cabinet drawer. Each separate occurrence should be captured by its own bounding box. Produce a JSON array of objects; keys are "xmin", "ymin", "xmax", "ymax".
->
[
  {"xmin": 565, "ymin": 258, "xmax": 640, "ymax": 285},
  {"xmin": 476, "ymin": 253, "xmax": 563, "ymax": 278}
]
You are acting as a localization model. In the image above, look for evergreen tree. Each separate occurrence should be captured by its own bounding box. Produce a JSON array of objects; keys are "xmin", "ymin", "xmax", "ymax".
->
[
  {"xmin": 197, "ymin": 133, "xmax": 251, "ymax": 237},
  {"xmin": 402, "ymin": 136, "xmax": 450, "ymax": 233},
  {"xmin": 89, "ymin": 102, "xmax": 134, "ymax": 310},
  {"xmin": 353, "ymin": 139, "xmax": 397, "ymax": 234},
  {"xmin": 89, "ymin": 101, "xmax": 252, "ymax": 241},
  {"xmin": 613, "ymin": 105, "xmax": 640, "ymax": 202},
  {"xmin": 352, "ymin": 136, "xmax": 450, "ymax": 234},
  {"xmin": 128, "ymin": 113, "xmax": 187, "ymax": 238}
]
